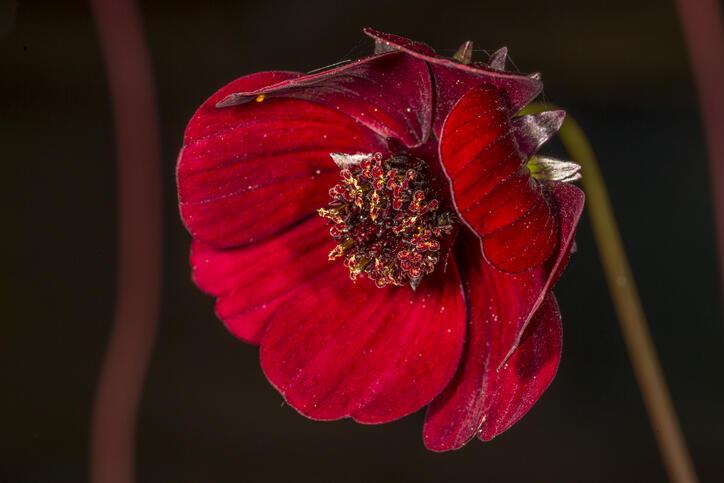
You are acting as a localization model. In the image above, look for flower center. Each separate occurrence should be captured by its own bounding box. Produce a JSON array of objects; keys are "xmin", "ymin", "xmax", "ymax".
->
[{"xmin": 318, "ymin": 153, "xmax": 455, "ymax": 289}]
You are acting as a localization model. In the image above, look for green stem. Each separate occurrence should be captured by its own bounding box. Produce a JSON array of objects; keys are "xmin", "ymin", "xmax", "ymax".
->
[{"xmin": 524, "ymin": 103, "xmax": 699, "ymax": 483}]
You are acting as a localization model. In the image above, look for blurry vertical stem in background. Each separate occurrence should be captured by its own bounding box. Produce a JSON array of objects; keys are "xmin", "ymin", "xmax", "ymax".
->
[
  {"xmin": 89, "ymin": 1, "xmax": 161, "ymax": 482},
  {"xmin": 675, "ymin": 0, "xmax": 724, "ymax": 301},
  {"xmin": 524, "ymin": 104, "xmax": 698, "ymax": 483}
]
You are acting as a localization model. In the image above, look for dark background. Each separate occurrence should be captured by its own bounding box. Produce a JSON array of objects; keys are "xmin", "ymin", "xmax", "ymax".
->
[{"xmin": 2, "ymin": 0, "xmax": 723, "ymax": 481}]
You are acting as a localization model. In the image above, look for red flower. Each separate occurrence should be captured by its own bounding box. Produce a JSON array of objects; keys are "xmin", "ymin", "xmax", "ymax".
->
[{"xmin": 177, "ymin": 28, "xmax": 585, "ymax": 451}]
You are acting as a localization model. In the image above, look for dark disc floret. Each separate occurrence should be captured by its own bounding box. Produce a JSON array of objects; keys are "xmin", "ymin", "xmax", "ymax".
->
[{"xmin": 318, "ymin": 152, "xmax": 455, "ymax": 289}]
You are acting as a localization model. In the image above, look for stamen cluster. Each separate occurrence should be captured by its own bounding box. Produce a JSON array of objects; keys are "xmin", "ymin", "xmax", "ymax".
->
[{"xmin": 318, "ymin": 153, "xmax": 454, "ymax": 289}]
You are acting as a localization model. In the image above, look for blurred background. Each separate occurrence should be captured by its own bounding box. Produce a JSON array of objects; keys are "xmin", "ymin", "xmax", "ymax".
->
[{"xmin": 2, "ymin": 0, "xmax": 723, "ymax": 481}]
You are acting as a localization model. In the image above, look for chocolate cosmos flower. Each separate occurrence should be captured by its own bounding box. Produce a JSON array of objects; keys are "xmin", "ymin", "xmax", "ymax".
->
[{"xmin": 177, "ymin": 28, "xmax": 585, "ymax": 451}]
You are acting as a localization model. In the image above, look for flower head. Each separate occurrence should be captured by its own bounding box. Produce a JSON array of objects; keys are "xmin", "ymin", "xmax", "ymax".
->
[{"xmin": 177, "ymin": 28, "xmax": 584, "ymax": 451}]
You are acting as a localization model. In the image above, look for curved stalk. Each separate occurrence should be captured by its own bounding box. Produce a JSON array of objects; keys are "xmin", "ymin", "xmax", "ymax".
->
[{"xmin": 524, "ymin": 103, "xmax": 699, "ymax": 483}]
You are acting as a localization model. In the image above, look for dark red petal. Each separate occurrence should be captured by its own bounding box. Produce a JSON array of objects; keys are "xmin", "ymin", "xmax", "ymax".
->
[
  {"xmin": 178, "ymin": 73, "xmax": 388, "ymax": 248},
  {"xmin": 259, "ymin": 248, "xmax": 467, "ymax": 424},
  {"xmin": 363, "ymin": 28, "xmax": 542, "ymax": 135},
  {"xmin": 482, "ymin": 198, "xmax": 557, "ymax": 273},
  {"xmin": 478, "ymin": 294, "xmax": 562, "ymax": 441},
  {"xmin": 428, "ymin": 65, "xmax": 539, "ymax": 137},
  {"xmin": 440, "ymin": 83, "xmax": 555, "ymax": 272},
  {"xmin": 215, "ymin": 52, "xmax": 433, "ymax": 148},
  {"xmin": 423, "ymin": 290, "xmax": 561, "ymax": 450},
  {"xmin": 494, "ymin": 183, "xmax": 583, "ymax": 364},
  {"xmin": 422, "ymin": 184, "xmax": 583, "ymax": 451},
  {"xmin": 183, "ymin": 71, "xmax": 302, "ymax": 142},
  {"xmin": 190, "ymin": 216, "xmax": 332, "ymax": 344}
]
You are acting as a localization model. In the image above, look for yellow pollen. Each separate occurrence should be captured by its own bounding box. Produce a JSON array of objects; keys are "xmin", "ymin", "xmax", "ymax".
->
[
  {"xmin": 348, "ymin": 255, "xmax": 371, "ymax": 278},
  {"xmin": 328, "ymin": 238, "xmax": 353, "ymax": 260},
  {"xmin": 255, "ymin": 94, "xmax": 265, "ymax": 103}
]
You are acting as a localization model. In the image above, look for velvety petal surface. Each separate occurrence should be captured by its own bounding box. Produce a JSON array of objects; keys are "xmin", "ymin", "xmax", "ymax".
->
[
  {"xmin": 190, "ymin": 215, "xmax": 331, "ymax": 344},
  {"xmin": 422, "ymin": 183, "xmax": 584, "ymax": 451},
  {"xmin": 363, "ymin": 28, "xmax": 542, "ymax": 135},
  {"xmin": 423, "ymin": 286, "xmax": 562, "ymax": 451},
  {"xmin": 216, "ymin": 52, "xmax": 433, "ymax": 148},
  {"xmin": 440, "ymin": 83, "xmax": 558, "ymax": 272},
  {"xmin": 477, "ymin": 293, "xmax": 561, "ymax": 441},
  {"xmin": 178, "ymin": 72, "xmax": 388, "ymax": 248},
  {"xmin": 259, "ymin": 242, "xmax": 467, "ymax": 424}
]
